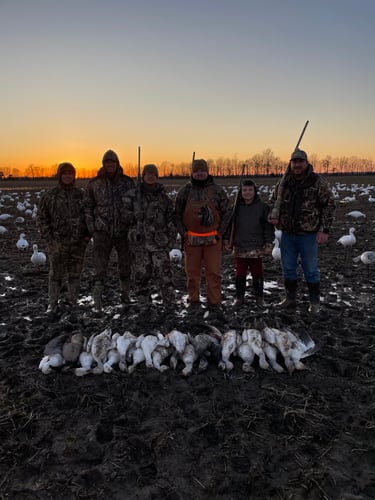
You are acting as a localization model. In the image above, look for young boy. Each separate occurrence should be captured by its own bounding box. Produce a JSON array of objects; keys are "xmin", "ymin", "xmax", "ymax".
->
[{"xmin": 224, "ymin": 179, "xmax": 274, "ymax": 308}]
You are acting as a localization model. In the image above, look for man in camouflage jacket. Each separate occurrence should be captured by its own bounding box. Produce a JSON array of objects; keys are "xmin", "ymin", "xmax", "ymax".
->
[
  {"xmin": 175, "ymin": 158, "xmax": 231, "ymax": 313},
  {"xmin": 37, "ymin": 162, "xmax": 90, "ymax": 313},
  {"xmin": 269, "ymin": 149, "xmax": 336, "ymax": 313},
  {"xmin": 122, "ymin": 164, "xmax": 177, "ymax": 307},
  {"xmin": 84, "ymin": 150, "xmax": 134, "ymax": 312}
]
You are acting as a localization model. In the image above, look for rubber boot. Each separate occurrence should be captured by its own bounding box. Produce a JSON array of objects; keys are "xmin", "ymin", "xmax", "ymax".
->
[
  {"xmin": 93, "ymin": 281, "xmax": 104, "ymax": 312},
  {"xmin": 253, "ymin": 277, "xmax": 264, "ymax": 308},
  {"xmin": 307, "ymin": 282, "xmax": 320, "ymax": 314},
  {"xmin": 233, "ymin": 277, "xmax": 246, "ymax": 309},
  {"xmin": 47, "ymin": 279, "xmax": 61, "ymax": 314},
  {"xmin": 120, "ymin": 278, "xmax": 131, "ymax": 305},
  {"xmin": 68, "ymin": 279, "xmax": 80, "ymax": 306},
  {"xmin": 279, "ymin": 279, "xmax": 297, "ymax": 308}
]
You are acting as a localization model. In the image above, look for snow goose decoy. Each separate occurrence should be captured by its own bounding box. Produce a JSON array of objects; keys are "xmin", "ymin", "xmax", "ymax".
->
[
  {"xmin": 337, "ymin": 227, "xmax": 356, "ymax": 258},
  {"xmin": 0, "ymin": 226, "xmax": 8, "ymax": 234},
  {"xmin": 31, "ymin": 244, "xmax": 47, "ymax": 267},
  {"xmin": 169, "ymin": 248, "xmax": 183, "ymax": 264},
  {"xmin": 353, "ymin": 250, "xmax": 375, "ymax": 277},
  {"xmin": 272, "ymin": 239, "xmax": 281, "ymax": 261},
  {"xmin": 346, "ymin": 211, "xmax": 366, "ymax": 219},
  {"xmin": 16, "ymin": 233, "xmax": 29, "ymax": 250}
]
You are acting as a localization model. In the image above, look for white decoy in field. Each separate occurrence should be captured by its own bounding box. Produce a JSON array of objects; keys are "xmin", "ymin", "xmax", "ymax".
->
[
  {"xmin": 15, "ymin": 216, "xmax": 25, "ymax": 224},
  {"xmin": 0, "ymin": 213, "xmax": 12, "ymax": 221},
  {"xmin": 337, "ymin": 227, "xmax": 356, "ymax": 248},
  {"xmin": 169, "ymin": 248, "xmax": 183, "ymax": 263},
  {"xmin": 353, "ymin": 251, "xmax": 375, "ymax": 265},
  {"xmin": 16, "ymin": 233, "xmax": 29, "ymax": 250},
  {"xmin": 31, "ymin": 244, "xmax": 47, "ymax": 267},
  {"xmin": 0, "ymin": 226, "xmax": 8, "ymax": 234},
  {"xmin": 274, "ymin": 229, "xmax": 282, "ymax": 242},
  {"xmin": 272, "ymin": 239, "xmax": 281, "ymax": 261},
  {"xmin": 346, "ymin": 211, "xmax": 366, "ymax": 218}
]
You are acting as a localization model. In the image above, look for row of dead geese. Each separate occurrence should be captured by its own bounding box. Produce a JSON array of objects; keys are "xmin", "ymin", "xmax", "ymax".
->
[{"xmin": 39, "ymin": 323, "xmax": 321, "ymax": 377}]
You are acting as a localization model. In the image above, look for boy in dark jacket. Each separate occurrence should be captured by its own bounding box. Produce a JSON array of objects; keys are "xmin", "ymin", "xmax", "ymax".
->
[{"xmin": 225, "ymin": 179, "xmax": 274, "ymax": 308}]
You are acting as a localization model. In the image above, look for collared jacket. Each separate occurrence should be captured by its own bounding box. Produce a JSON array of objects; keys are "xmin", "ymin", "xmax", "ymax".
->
[
  {"xmin": 122, "ymin": 182, "xmax": 177, "ymax": 252},
  {"xmin": 84, "ymin": 166, "xmax": 134, "ymax": 238},
  {"xmin": 270, "ymin": 165, "xmax": 335, "ymax": 234},
  {"xmin": 37, "ymin": 173, "xmax": 89, "ymax": 244},
  {"xmin": 175, "ymin": 175, "xmax": 231, "ymax": 238}
]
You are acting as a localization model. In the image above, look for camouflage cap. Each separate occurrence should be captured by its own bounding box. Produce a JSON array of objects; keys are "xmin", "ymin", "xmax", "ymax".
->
[
  {"xmin": 102, "ymin": 149, "xmax": 120, "ymax": 165},
  {"xmin": 142, "ymin": 164, "xmax": 159, "ymax": 177},
  {"xmin": 57, "ymin": 162, "xmax": 75, "ymax": 175},
  {"xmin": 290, "ymin": 149, "xmax": 308, "ymax": 161}
]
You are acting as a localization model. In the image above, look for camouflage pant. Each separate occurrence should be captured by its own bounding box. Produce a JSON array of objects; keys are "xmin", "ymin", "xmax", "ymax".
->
[
  {"xmin": 48, "ymin": 240, "xmax": 87, "ymax": 281},
  {"xmin": 132, "ymin": 248, "xmax": 175, "ymax": 302},
  {"xmin": 93, "ymin": 231, "xmax": 132, "ymax": 282}
]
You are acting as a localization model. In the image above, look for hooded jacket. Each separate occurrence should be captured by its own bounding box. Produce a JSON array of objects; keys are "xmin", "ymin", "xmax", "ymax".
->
[
  {"xmin": 84, "ymin": 153, "xmax": 134, "ymax": 238},
  {"xmin": 37, "ymin": 163, "xmax": 89, "ymax": 243},
  {"xmin": 270, "ymin": 165, "xmax": 335, "ymax": 234}
]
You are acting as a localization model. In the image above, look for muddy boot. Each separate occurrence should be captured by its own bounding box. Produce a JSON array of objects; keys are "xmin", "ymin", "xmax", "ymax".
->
[
  {"xmin": 307, "ymin": 282, "xmax": 320, "ymax": 314},
  {"xmin": 120, "ymin": 278, "xmax": 131, "ymax": 306},
  {"xmin": 68, "ymin": 279, "xmax": 80, "ymax": 306},
  {"xmin": 279, "ymin": 279, "xmax": 297, "ymax": 308},
  {"xmin": 233, "ymin": 277, "xmax": 246, "ymax": 309},
  {"xmin": 46, "ymin": 279, "xmax": 61, "ymax": 314},
  {"xmin": 93, "ymin": 281, "xmax": 104, "ymax": 313},
  {"xmin": 253, "ymin": 277, "xmax": 264, "ymax": 308}
]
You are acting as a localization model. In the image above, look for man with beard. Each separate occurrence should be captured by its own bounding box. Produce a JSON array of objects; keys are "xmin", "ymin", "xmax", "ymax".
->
[
  {"xmin": 37, "ymin": 162, "xmax": 90, "ymax": 314},
  {"xmin": 122, "ymin": 163, "xmax": 177, "ymax": 309},
  {"xmin": 84, "ymin": 150, "xmax": 134, "ymax": 312},
  {"xmin": 269, "ymin": 149, "xmax": 336, "ymax": 313},
  {"xmin": 175, "ymin": 158, "xmax": 231, "ymax": 316}
]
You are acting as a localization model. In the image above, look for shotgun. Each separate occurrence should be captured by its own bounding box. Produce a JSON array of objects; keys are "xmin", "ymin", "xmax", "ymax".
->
[
  {"xmin": 270, "ymin": 120, "xmax": 309, "ymax": 221},
  {"xmin": 135, "ymin": 145, "xmax": 142, "ymax": 240}
]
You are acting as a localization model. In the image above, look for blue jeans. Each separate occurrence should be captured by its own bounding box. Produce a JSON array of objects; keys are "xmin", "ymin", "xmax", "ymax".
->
[{"xmin": 280, "ymin": 233, "xmax": 320, "ymax": 283}]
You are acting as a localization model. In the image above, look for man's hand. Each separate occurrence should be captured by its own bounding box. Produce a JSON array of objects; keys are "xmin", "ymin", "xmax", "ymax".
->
[{"xmin": 316, "ymin": 231, "xmax": 329, "ymax": 245}]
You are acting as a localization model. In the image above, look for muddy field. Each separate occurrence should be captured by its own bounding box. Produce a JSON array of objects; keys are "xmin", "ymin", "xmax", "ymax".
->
[{"xmin": 0, "ymin": 176, "xmax": 374, "ymax": 500}]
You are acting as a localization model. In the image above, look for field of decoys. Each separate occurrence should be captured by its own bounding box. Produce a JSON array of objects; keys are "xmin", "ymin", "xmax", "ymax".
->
[{"xmin": 1, "ymin": 174, "xmax": 374, "ymax": 499}]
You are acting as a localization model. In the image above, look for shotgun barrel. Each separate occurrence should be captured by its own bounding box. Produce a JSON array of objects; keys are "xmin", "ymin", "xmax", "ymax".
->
[
  {"xmin": 136, "ymin": 146, "xmax": 142, "ymax": 239},
  {"xmin": 270, "ymin": 120, "xmax": 309, "ymax": 221}
]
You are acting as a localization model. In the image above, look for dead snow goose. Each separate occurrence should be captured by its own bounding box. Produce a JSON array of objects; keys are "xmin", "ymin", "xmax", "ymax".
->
[
  {"xmin": 103, "ymin": 348, "xmax": 121, "ymax": 373},
  {"xmin": 116, "ymin": 331, "xmax": 138, "ymax": 372},
  {"xmin": 39, "ymin": 334, "xmax": 69, "ymax": 374},
  {"xmin": 62, "ymin": 332, "xmax": 84, "ymax": 363},
  {"xmin": 241, "ymin": 328, "xmax": 271, "ymax": 371},
  {"xmin": 90, "ymin": 327, "xmax": 115, "ymax": 375},
  {"xmin": 219, "ymin": 329, "xmax": 241, "ymax": 372},
  {"xmin": 152, "ymin": 344, "xmax": 173, "ymax": 372},
  {"xmin": 139, "ymin": 333, "xmax": 170, "ymax": 368}
]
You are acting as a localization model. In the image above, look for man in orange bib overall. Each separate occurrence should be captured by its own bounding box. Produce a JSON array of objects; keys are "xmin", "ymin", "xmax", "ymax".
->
[{"xmin": 175, "ymin": 159, "xmax": 231, "ymax": 313}]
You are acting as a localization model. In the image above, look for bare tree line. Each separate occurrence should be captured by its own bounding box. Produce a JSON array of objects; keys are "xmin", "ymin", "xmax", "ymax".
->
[{"xmin": 0, "ymin": 149, "xmax": 374, "ymax": 179}]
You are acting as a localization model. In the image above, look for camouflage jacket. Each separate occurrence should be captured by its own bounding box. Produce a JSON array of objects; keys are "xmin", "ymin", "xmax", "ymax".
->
[
  {"xmin": 174, "ymin": 176, "xmax": 232, "ymax": 237},
  {"xmin": 270, "ymin": 166, "xmax": 335, "ymax": 234},
  {"xmin": 122, "ymin": 182, "xmax": 177, "ymax": 251},
  {"xmin": 84, "ymin": 166, "xmax": 134, "ymax": 238},
  {"xmin": 37, "ymin": 186, "xmax": 89, "ymax": 243}
]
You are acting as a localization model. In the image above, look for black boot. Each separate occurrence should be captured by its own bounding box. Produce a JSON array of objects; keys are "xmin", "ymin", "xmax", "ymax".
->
[
  {"xmin": 233, "ymin": 277, "xmax": 246, "ymax": 308},
  {"xmin": 253, "ymin": 278, "xmax": 264, "ymax": 308},
  {"xmin": 307, "ymin": 282, "xmax": 320, "ymax": 313},
  {"xmin": 279, "ymin": 279, "xmax": 297, "ymax": 308}
]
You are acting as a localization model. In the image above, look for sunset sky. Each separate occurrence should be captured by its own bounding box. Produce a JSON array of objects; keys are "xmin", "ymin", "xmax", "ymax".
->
[{"xmin": 1, "ymin": 0, "xmax": 375, "ymax": 174}]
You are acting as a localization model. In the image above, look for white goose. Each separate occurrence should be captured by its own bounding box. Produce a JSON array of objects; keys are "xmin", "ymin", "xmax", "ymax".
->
[
  {"xmin": 0, "ymin": 226, "xmax": 8, "ymax": 234},
  {"xmin": 337, "ymin": 227, "xmax": 356, "ymax": 248},
  {"xmin": 16, "ymin": 233, "xmax": 29, "ymax": 250},
  {"xmin": 272, "ymin": 239, "xmax": 281, "ymax": 261},
  {"xmin": 353, "ymin": 251, "xmax": 375, "ymax": 265},
  {"xmin": 31, "ymin": 244, "xmax": 47, "ymax": 267}
]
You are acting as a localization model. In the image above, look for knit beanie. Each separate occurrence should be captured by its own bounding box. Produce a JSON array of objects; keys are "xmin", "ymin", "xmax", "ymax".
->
[
  {"xmin": 102, "ymin": 149, "xmax": 120, "ymax": 165},
  {"xmin": 192, "ymin": 159, "xmax": 208, "ymax": 173},
  {"xmin": 142, "ymin": 164, "xmax": 159, "ymax": 177}
]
